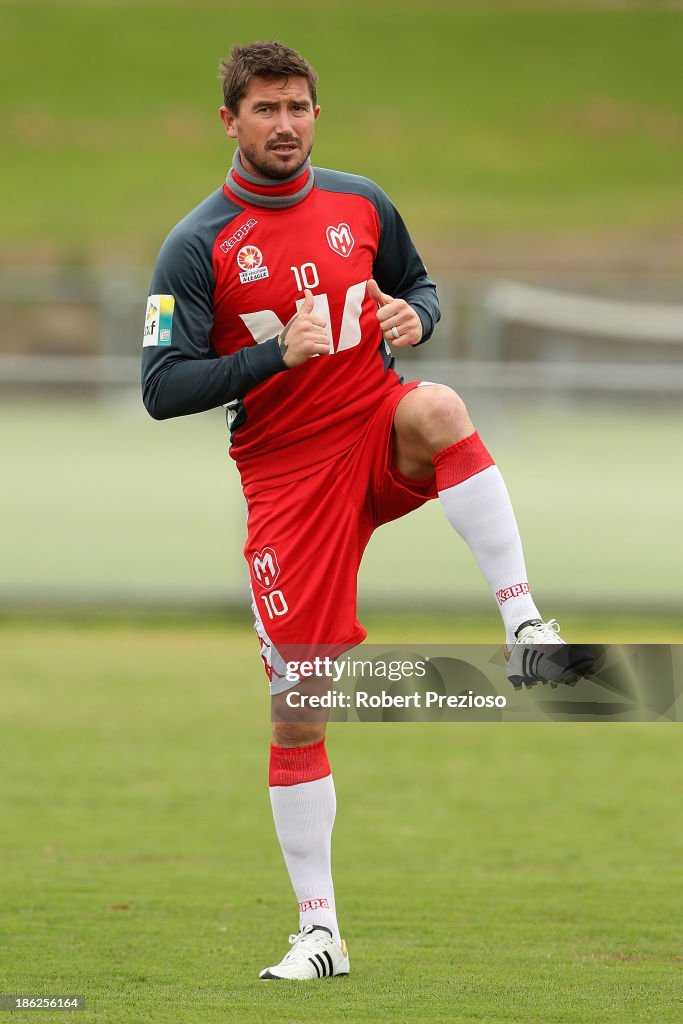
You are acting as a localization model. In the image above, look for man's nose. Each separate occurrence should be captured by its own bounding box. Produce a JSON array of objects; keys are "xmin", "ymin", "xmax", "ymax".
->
[{"xmin": 274, "ymin": 112, "xmax": 294, "ymax": 134}]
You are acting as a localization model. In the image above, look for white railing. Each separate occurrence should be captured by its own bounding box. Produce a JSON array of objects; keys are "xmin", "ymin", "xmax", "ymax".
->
[
  {"xmin": 484, "ymin": 280, "xmax": 683, "ymax": 343},
  {"xmin": 1, "ymin": 270, "xmax": 682, "ymax": 397}
]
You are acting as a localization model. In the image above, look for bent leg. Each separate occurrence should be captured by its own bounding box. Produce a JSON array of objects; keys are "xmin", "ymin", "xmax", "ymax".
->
[
  {"xmin": 392, "ymin": 384, "xmax": 541, "ymax": 643},
  {"xmin": 393, "ymin": 382, "xmax": 473, "ymax": 478}
]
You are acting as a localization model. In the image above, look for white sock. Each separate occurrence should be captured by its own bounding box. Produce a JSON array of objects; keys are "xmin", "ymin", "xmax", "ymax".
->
[
  {"xmin": 269, "ymin": 742, "xmax": 340, "ymax": 943},
  {"xmin": 434, "ymin": 435, "xmax": 541, "ymax": 646}
]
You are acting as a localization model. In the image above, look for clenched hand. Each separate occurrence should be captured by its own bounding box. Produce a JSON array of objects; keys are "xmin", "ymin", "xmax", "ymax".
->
[{"xmin": 367, "ymin": 279, "xmax": 423, "ymax": 347}]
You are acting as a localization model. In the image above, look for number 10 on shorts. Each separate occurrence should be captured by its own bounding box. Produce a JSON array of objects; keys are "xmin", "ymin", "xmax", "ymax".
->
[
  {"xmin": 260, "ymin": 590, "xmax": 289, "ymax": 619},
  {"xmin": 251, "ymin": 548, "xmax": 288, "ymax": 618}
]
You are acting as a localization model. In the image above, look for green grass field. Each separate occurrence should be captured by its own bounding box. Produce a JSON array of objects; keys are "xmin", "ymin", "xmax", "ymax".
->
[
  {"xmin": 2, "ymin": 617, "xmax": 682, "ymax": 1024},
  {"xmin": 1, "ymin": 2, "xmax": 681, "ymax": 262},
  {"xmin": 2, "ymin": 399, "xmax": 682, "ymax": 611}
]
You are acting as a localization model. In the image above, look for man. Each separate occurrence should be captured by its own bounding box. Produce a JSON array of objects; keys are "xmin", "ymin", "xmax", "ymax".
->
[{"xmin": 142, "ymin": 40, "xmax": 599, "ymax": 981}]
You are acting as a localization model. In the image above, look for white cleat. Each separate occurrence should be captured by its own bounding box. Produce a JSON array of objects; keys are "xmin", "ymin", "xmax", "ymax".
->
[
  {"xmin": 259, "ymin": 924, "xmax": 350, "ymax": 980},
  {"xmin": 505, "ymin": 618, "xmax": 604, "ymax": 689}
]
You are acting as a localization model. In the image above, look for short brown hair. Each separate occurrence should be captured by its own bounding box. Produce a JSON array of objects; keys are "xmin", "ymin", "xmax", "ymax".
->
[{"xmin": 219, "ymin": 40, "xmax": 318, "ymax": 113}]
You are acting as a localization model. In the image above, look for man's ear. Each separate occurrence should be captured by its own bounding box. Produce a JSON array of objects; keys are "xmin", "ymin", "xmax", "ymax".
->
[{"xmin": 219, "ymin": 106, "xmax": 238, "ymax": 139}]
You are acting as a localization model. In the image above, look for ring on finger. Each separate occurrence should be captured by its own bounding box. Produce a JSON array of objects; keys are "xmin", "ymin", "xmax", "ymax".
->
[{"xmin": 390, "ymin": 326, "xmax": 400, "ymax": 340}]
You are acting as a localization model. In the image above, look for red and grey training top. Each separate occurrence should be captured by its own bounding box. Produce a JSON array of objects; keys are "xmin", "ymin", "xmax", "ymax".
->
[{"xmin": 142, "ymin": 159, "xmax": 440, "ymax": 496}]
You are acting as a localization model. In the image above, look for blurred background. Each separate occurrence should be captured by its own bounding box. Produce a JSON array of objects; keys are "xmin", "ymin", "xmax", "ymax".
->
[
  {"xmin": 3, "ymin": 10, "xmax": 682, "ymax": 1017},
  {"xmin": 1, "ymin": 0, "xmax": 682, "ymax": 626}
]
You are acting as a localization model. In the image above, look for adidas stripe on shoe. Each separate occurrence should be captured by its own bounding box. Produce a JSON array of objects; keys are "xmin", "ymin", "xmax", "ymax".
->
[
  {"xmin": 505, "ymin": 618, "xmax": 604, "ymax": 689},
  {"xmin": 259, "ymin": 925, "xmax": 350, "ymax": 981}
]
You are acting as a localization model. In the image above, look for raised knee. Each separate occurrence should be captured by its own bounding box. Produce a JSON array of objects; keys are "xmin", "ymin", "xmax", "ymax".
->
[
  {"xmin": 410, "ymin": 385, "xmax": 471, "ymax": 436},
  {"xmin": 426, "ymin": 385, "xmax": 467, "ymax": 423},
  {"xmin": 394, "ymin": 385, "xmax": 475, "ymax": 468}
]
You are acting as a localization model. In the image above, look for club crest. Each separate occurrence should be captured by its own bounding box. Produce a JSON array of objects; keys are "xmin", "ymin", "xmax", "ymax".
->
[
  {"xmin": 252, "ymin": 547, "xmax": 281, "ymax": 590},
  {"xmin": 326, "ymin": 223, "xmax": 355, "ymax": 258}
]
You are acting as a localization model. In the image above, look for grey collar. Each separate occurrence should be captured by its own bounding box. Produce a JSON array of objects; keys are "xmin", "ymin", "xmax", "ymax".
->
[{"xmin": 226, "ymin": 150, "xmax": 314, "ymax": 209}]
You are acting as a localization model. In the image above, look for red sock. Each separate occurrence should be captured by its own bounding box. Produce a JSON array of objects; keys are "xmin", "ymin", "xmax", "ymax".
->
[
  {"xmin": 269, "ymin": 737, "xmax": 331, "ymax": 787},
  {"xmin": 432, "ymin": 431, "xmax": 495, "ymax": 490}
]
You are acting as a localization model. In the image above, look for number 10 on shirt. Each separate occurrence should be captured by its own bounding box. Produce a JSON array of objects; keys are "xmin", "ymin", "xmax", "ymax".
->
[{"xmin": 290, "ymin": 263, "xmax": 319, "ymax": 290}]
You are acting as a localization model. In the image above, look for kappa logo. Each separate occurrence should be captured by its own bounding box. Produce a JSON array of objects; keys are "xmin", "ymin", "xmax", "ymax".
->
[
  {"xmin": 252, "ymin": 547, "xmax": 280, "ymax": 590},
  {"xmin": 326, "ymin": 222, "xmax": 354, "ymax": 258},
  {"xmin": 237, "ymin": 245, "xmax": 269, "ymax": 284},
  {"xmin": 299, "ymin": 898, "xmax": 330, "ymax": 913},
  {"xmin": 496, "ymin": 582, "xmax": 531, "ymax": 606},
  {"xmin": 219, "ymin": 218, "xmax": 258, "ymax": 254}
]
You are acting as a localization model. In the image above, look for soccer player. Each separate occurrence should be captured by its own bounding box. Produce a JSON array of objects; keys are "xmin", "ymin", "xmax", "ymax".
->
[{"xmin": 142, "ymin": 40, "xmax": 599, "ymax": 980}]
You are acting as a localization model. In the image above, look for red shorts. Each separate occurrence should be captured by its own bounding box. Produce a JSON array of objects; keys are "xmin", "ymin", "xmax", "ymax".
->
[{"xmin": 244, "ymin": 381, "xmax": 438, "ymax": 693}]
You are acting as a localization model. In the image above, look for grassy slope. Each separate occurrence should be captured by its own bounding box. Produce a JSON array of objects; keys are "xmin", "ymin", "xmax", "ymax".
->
[
  {"xmin": 0, "ymin": 2, "xmax": 681, "ymax": 261},
  {"xmin": 1, "ymin": 620, "xmax": 682, "ymax": 1023}
]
